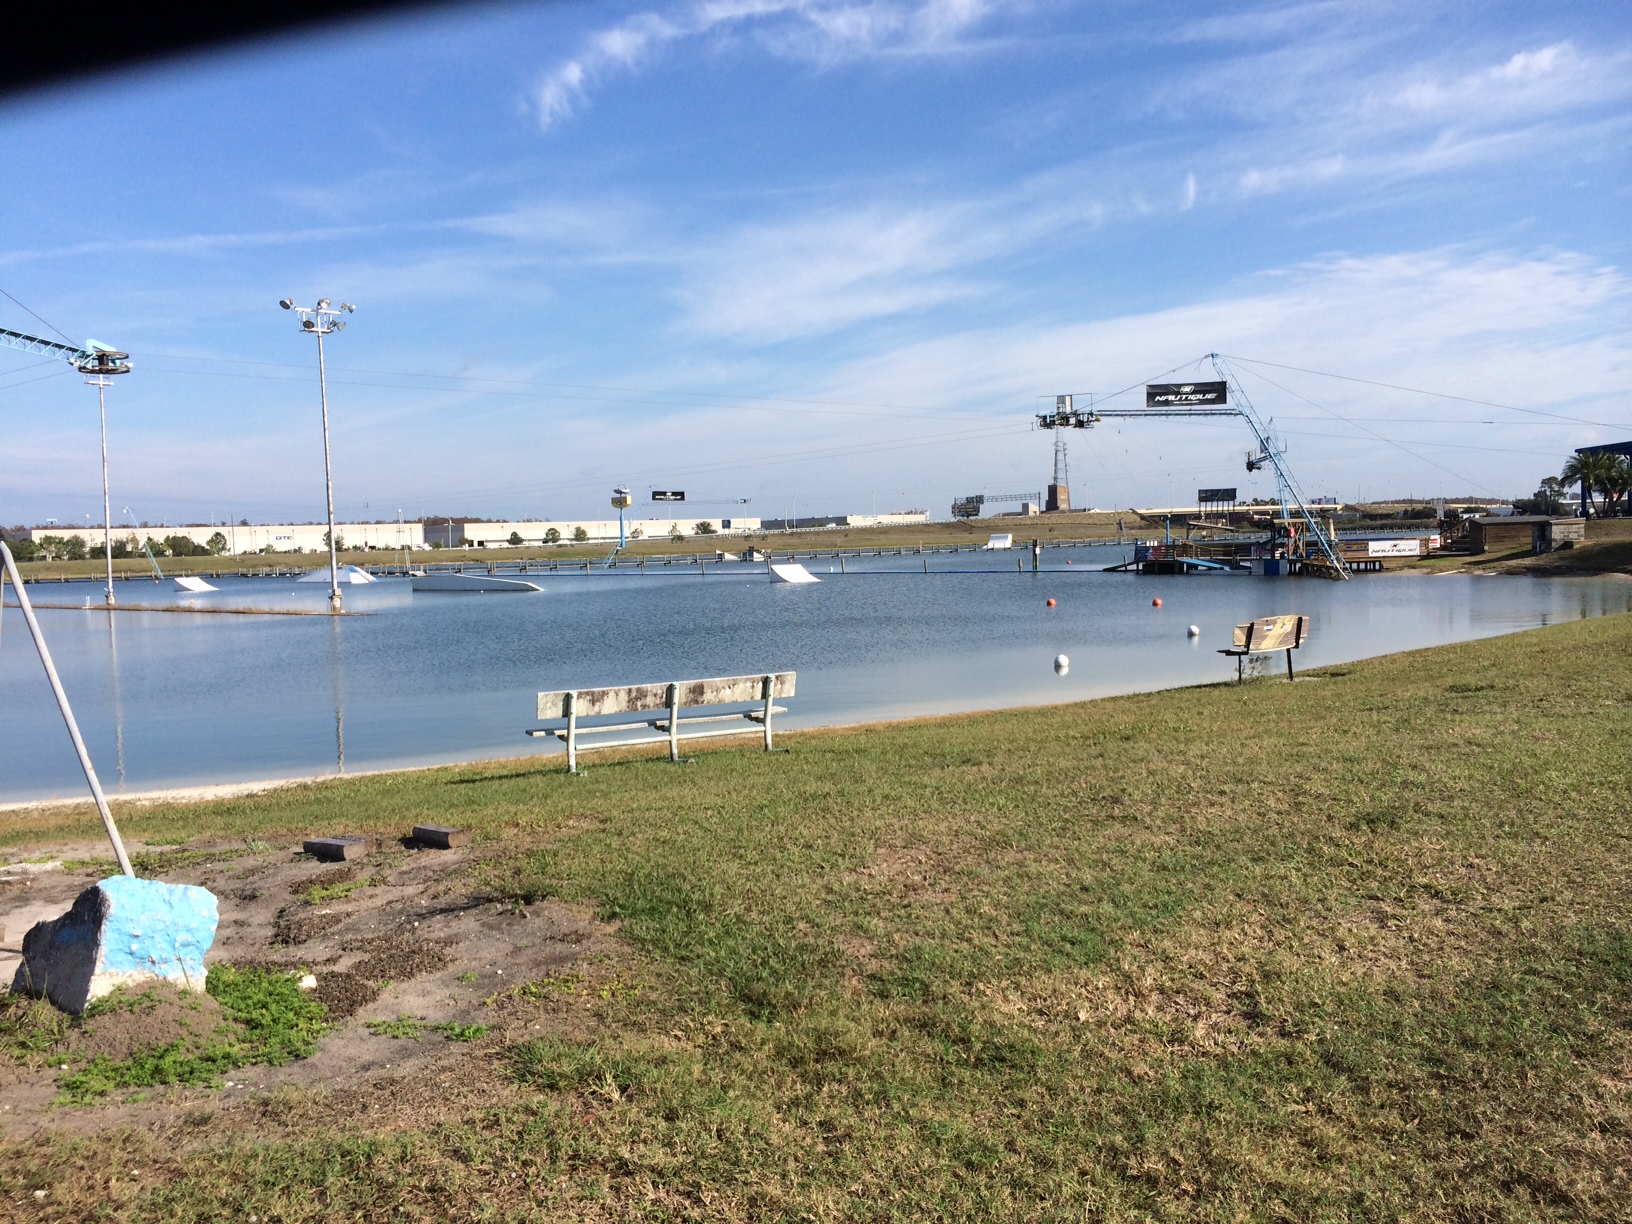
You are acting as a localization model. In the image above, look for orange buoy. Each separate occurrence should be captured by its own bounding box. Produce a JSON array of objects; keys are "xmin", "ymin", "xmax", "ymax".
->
[
  {"xmin": 1046, "ymin": 597, "xmax": 1056, "ymax": 607},
  {"xmin": 1152, "ymin": 597, "xmax": 1162, "ymax": 607}
]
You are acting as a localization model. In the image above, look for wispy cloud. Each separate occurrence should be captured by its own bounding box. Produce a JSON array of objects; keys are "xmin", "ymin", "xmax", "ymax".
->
[
  {"xmin": 535, "ymin": 0, "xmax": 997, "ymax": 128},
  {"xmin": 1164, "ymin": 36, "xmax": 1632, "ymax": 204},
  {"xmin": 671, "ymin": 170, "xmax": 1108, "ymax": 341}
]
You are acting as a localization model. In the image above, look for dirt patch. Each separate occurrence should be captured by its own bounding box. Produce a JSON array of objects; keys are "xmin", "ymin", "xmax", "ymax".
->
[
  {"xmin": 290, "ymin": 865, "xmax": 358, "ymax": 896},
  {"xmin": 348, "ymin": 935, "xmax": 454, "ymax": 985},
  {"xmin": 272, "ymin": 905, "xmax": 344, "ymax": 945},
  {"xmin": 63, "ymin": 985, "xmax": 226, "ymax": 1065},
  {"xmin": 313, "ymin": 971, "xmax": 379, "ymax": 1020},
  {"xmin": 1, "ymin": 838, "xmax": 616, "ymax": 1137}
]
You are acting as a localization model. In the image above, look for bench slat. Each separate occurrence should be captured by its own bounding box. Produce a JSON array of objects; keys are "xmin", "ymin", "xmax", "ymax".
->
[
  {"xmin": 537, "ymin": 672, "xmax": 796, "ymax": 718},
  {"xmin": 1231, "ymin": 615, "xmax": 1307, "ymax": 652}
]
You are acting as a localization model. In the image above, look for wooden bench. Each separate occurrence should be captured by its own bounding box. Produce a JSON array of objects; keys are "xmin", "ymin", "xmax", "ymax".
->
[
  {"xmin": 528, "ymin": 672, "xmax": 796, "ymax": 773},
  {"xmin": 1219, "ymin": 614, "xmax": 1308, "ymax": 682}
]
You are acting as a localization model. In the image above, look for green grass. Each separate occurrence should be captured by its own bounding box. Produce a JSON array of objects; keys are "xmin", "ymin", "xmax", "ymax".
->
[
  {"xmin": 46, "ymin": 967, "xmax": 328, "ymax": 1103},
  {"xmin": 3, "ymin": 614, "xmax": 1631, "ymax": 1218},
  {"xmin": 301, "ymin": 876, "xmax": 372, "ymax": 905},
  {"xmin": 367, "ymin": 1014, "xmax": 426, "ymax": 1040}
]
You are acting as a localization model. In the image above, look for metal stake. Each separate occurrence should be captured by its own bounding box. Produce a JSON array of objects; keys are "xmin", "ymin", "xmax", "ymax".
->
[{"xmin": 0, "ymin": 541, "xmax": 133, "ymax": 876}]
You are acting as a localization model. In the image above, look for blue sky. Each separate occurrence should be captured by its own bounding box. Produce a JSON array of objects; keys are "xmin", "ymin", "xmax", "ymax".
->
[{"xmin": 2, "ymin": 0, "xmax": 1629, "ymax": 527}]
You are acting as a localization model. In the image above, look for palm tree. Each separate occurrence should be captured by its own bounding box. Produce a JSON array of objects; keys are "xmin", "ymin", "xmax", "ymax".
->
[
  {"xmin": 1562, "ymin": 452, "xmax": 1617, "ymax": 517},
  {"xmin": 1603, "ymin": 454, "xmax": 1632, "ymax": 517}
]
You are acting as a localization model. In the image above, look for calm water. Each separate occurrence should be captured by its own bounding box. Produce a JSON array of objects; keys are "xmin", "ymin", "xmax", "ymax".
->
[{"xmin": 2, "ymin": 546, "xmax": 1627, "ymax": 802}]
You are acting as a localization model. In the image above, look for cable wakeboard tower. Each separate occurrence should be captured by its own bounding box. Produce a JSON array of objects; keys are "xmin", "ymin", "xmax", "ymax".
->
[
  {"xmin": 1040, "ymin": 353, "xmax": 1349, "ymax": 579},
  {"xmin": 2, "ymin": 327, "xmax": 132, "ymax": 603}
]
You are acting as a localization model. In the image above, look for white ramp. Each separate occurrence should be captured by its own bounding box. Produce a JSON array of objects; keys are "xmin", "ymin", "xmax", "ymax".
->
[
  {"xmin": 770, "ymin": 563, "xmax": 820, "ymax": 584},
  {"xmin": 173, "ymin": 576, "xmax": 218, "ymax": 593},
  {"xmin": 413, "ymin": 573, "xmax": 542, "ymax": 593},
  {"xmin": 985, "ymin": 534, "xmax": 1013, "ymax": 550},
  {"xmin": 297, "ymin": 565, "xmax": 377, "ymax": 584}
]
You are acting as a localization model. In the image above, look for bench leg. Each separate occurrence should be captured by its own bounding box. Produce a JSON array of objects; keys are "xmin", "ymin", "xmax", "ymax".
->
[
  {"xmin": 667, "ymin": 682, "xmax": 681, "ymax": 763},
  {"xmin": 565, "ymin": 692, "xmax": 579, "ymax": 774},
  {"xmin": 1237, "ymin": 654, "xmax": 1243, "ymax": 684},
  {"xmin": 762, "ymin": 674, "xmax": 774, "ymax": 751},
  {"xmin": 1286, "ymin": 648, "xmax": 1295, "ymax": 681}
]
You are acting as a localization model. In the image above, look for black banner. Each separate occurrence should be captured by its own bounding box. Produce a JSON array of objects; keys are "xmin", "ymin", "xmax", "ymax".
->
[
  {"xmin": 1197, "ymin": 487, "xmax": 1237, "ymax": 503},
  {"xmin": 1147, "ymin": 381, "xmax": 1227, "ymax": 407},
  {"xmin": 650, "ymin": 490, "xmax": 685, "ymax": 502}
]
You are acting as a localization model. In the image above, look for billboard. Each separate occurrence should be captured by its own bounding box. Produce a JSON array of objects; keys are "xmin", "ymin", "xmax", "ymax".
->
[
  {"xmin": 1147, "ymin": 381, "xmax": 1227, "ymax": 407},
  {"xmin": 651, "ymin": 490, "xmax": 686, "ymax": 502},
  {"xmin": 1197, "ymin": 487, "xmax": 1237, "ymax": 503}
]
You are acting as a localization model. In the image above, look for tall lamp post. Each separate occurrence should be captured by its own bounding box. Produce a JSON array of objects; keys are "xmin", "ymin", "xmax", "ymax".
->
[
  {"xmin": 79, "ymin": 343, "xmax": 130, "ymax": 606},
  {"xmin": 279, "ymin": 297, "xmax": 354, "ymax": 612}
]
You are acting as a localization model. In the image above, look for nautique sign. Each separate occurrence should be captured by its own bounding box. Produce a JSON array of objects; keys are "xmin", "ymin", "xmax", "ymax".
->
[{"xmin": 1146, "ymin": 381, "xmax": 1227, "ymax": 407}]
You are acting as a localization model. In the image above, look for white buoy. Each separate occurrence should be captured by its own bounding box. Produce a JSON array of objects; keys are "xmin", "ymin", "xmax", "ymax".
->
[
  {"xmin": 1054, "ymin": 654, "xmax": 1069, "ymax": 674},
  {"xmin": 1187, "ymin": 625, "xmax": 1200, "ymax": 637}
]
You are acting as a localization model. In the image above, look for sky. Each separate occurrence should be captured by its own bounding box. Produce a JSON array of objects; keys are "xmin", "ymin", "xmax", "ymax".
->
[{"xmin": 1, "ymin": 0, "xmax": 1629, "ymax": 527}]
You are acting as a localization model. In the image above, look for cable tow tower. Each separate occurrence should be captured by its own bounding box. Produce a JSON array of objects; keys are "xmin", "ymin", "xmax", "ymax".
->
[
  {"xmin": 1042, "ymin": 354, "xmax": 1349, "ymax": 578},
  {"xmin": 1, "ymin": 327, "xmax": 131, "ymax": 603}
]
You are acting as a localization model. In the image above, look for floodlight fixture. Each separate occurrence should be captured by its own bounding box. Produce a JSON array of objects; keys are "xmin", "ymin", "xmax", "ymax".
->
[{"xmin": 279, "ymin": 298, "xmax": 294, "ymax": 310}]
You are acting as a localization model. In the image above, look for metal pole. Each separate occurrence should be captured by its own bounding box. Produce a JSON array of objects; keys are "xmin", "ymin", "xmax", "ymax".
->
[
  {"xmin": 98, "ymin": 381, "xmax": 114, "ymax": 606},
  {"xmin": 0, "ymin": 541, "xmax": 133, "ymax": 877},
  {"xmin": 317, "ymin": 327, "xmax": 341, "ymax": 612}
]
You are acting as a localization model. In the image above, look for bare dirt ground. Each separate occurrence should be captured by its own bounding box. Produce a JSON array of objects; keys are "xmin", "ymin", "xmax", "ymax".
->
[{"xmin": 0, "ymin": 836, "xmax": 618, "ymax": 1138}]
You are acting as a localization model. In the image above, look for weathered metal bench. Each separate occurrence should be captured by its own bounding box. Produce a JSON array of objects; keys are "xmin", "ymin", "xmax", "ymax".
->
[
  {"xmin": 528, "ymin": 672, "xmax": 796, "ymax": 773},
  {"xmin": 1219, "ymin": 614, "xmax": 1308, "ymax": 682}
]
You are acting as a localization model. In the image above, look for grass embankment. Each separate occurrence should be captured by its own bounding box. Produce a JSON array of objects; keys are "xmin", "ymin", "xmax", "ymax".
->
[
  {"xmin": 8, "ymin": 514, "xmax": 1127, "ymax": 582},
  {"xmin": 4, "ymin": 616, "xmax": 1632, "ymax": 1219}
]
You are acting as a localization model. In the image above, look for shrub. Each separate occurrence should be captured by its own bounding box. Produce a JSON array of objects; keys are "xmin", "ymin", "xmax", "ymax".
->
[
  {"xmin": 572, "ymin": 526, "xmax": 589, "ymax": 542},
  {"xmin": 669, "ymin": 523, "xmax": 684, "ymax": 541},
  {"xmin": 6, "ymin": 537, "xmax": 41, "ymax": 561},
  {"xmin": 544, "ymin": 528, "xmax": 561, "ymax": 544},
  {"xmin": 693, "ymin": 521, "xmax": 717, "ymax": 535},
  {"xmin": 508, "ymin": 531, "xmax": 523, "ymax": 546},
  {"xmin": 207, "ymin": 532, "xmax": 228, "ymax": 555}
]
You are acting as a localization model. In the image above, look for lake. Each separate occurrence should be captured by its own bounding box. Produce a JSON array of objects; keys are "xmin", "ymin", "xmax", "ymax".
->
[{"xmin": 3, "ymin": 545, "xmax": 1626, "ymax": 803}]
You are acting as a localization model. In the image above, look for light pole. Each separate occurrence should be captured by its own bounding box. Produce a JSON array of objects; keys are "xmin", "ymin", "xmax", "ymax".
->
[
  {"xmin": 79, "ymin": 344, "xmax": 130, "ymax": 606},
  {"xmin": 279, "ymin": 297, "xmax": 354, "ymax": 612}
]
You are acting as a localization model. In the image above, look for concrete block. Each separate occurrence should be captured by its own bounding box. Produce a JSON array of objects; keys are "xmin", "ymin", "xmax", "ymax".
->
[
  {"xmin": 10, "ymin": 876, "xmax": 218, "ymax": 1015},
  {"xmin": 303, "ymin": 836, "xmax": 376, "ymax": 862},
  {"xmin": 411, "ymin": 825, "xmax": 470, "ymax": 849}
]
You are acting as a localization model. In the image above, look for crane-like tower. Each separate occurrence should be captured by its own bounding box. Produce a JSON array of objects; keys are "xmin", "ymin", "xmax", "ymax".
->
[
  {"xmin": 1042, "ymin": 354, "xmax": 1349, "ymax": 578},
  {"xmin": 1, "ymin": 327, "xmax": 131, "ymax": 603}
]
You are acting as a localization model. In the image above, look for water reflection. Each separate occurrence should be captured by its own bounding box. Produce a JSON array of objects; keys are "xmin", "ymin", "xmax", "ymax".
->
[
  {"xmin": 106, "ymin": 612, "xmax": 125, "ymax": 786},
  {"xmin": 330, "ymin": 615, "xmax": 345, "ymax": 776}
]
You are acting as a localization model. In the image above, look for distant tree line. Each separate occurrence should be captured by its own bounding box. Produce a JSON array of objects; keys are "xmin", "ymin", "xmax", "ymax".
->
[{"xmin": 5, "ymin": 531, "xmax": 229, "ymax": 562}]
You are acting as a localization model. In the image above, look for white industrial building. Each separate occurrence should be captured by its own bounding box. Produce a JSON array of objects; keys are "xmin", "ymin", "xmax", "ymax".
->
[
  {"xmin": 28, "ymin": 515, "xmax": 764, "ymax": 555},
  {"xmin": 429, "ymin": 517, "xmax": 763, "ymax": 547},
  {"xmin": 29, "ymin": 521, "xmax": 423, "ymax": 554}
]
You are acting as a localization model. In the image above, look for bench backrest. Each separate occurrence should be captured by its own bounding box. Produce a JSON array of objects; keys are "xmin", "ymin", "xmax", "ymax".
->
[
  {"xmin": 538, "ymin": 672, "xmax": 796, "ymax": 719},
  {"xmin": 1232, "ymin": 614, "xmax": 1308, "ymax": 652}
]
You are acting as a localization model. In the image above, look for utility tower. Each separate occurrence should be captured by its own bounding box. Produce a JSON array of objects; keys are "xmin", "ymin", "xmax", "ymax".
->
[
  {"xmin": 1036, "ymin": 393, "xmax": 1096, "ymax": 513},
  {"xmin": 0, "ymin": 328, "xmax": 130, "ymax": 604}
]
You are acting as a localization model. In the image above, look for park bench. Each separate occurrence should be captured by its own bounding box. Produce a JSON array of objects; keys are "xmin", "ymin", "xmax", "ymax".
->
[
  {"xmin": 527, "ymin": 672, "xmax": 796, "ymax": 773},
  {"xmin": 1219, "ymin": 614, "xmax": 1308, "ymax": 683}
]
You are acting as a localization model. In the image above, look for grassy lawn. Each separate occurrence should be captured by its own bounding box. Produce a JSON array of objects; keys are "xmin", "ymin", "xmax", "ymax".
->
[{"xmin": 3, "ymin": 614, "xmax": 1631, "ymax": 1219}]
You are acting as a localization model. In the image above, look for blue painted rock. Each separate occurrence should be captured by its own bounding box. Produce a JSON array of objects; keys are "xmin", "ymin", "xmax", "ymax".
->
[{"xmin": 10, "ymin": 876, "xmax": 218, "ymax": 1015}]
